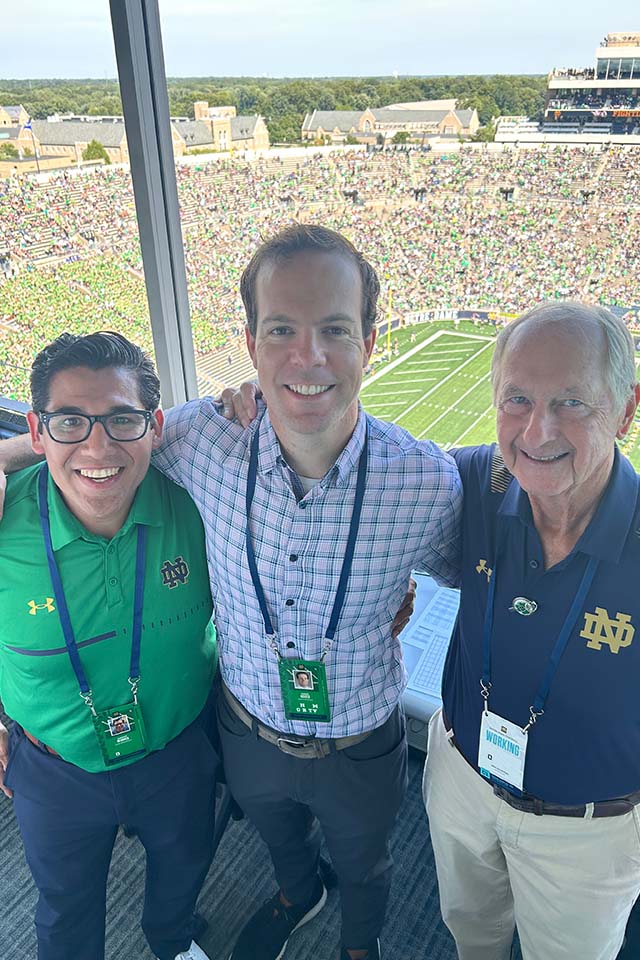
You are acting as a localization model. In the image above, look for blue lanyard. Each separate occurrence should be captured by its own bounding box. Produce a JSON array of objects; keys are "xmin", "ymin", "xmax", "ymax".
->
[
  {"xmin": 37, "ymin": 464, "xmax": 147, "ymax": 702},
  {"xmin": 481, "ymin": 536, "xmax": 599, "ymax": 720},
  {"xmin": 245, "ymin": 422, "xmax": 368, "ymax": 645}
]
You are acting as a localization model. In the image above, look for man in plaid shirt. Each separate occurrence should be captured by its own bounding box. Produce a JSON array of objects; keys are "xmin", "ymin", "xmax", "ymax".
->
[{"xmin": 153, "ymin": 224, "xmax": 462, "ymax": 960}]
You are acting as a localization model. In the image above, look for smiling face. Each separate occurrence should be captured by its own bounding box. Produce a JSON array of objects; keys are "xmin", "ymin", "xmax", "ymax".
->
[
  {"xmin": 495, "ymin": 321, "xmax": 637, "ymax": 517},
  {"xmin": 245, "ymin": 250, "xmax": 376, "ymax": 470},
  {"xmin": 27, "ymin": 365, "xmax": 163, "ymax": 539}
]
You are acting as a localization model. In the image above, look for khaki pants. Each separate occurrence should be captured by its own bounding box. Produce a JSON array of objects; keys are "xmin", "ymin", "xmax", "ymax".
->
[{"xmin": 423, "ymin": 709, "xmax": 640, "ymax": 960}]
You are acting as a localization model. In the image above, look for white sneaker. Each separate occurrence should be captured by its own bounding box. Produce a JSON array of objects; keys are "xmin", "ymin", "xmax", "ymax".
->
[{"xmin": 160, "ymin": 942, "xmax": 211, "ymax": 960}]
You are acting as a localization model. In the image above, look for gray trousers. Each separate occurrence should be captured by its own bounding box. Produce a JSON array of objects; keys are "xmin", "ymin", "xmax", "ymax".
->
[{"xmin": 217, "ymin": 693, "xmax": 408, "ymax": 949}]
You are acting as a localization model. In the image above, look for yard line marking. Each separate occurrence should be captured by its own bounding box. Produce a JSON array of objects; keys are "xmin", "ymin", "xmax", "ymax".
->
[
  {"xmin": 373, "ymin": 389, "xmax": 425, "ymax": 397},
  {"xmin": 391, "ymin": 339, "xmax": 495, "ymax": 425},
  {"xmin": 416, "ymin": 371, "xmax": 492, "ymax": 439},
  {"xmin": 383, "ymin": 374, "xmax": 447, "ymax": 382},
  {"xmin": 430, "ymin": 347, "xmax": 480, "ymax": 355},
  {"xmin": 361, "ymin": 330, "xmax": 494, "ymax": 392},
  {"xmin": 406, "ymin": 357, "xmax": 470, "ymax": 365},
  {"xmin": 440, "ymin": 331, "xmax": 495, "ymax": 342},
  {"xmin": 450, "ymin": 403, "xmax": 496, "ymax": 446}
]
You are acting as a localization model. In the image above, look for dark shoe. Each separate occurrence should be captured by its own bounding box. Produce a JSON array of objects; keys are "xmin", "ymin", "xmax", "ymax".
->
[
  {"xmin": 229, "ymin": 877, "xmax": 327, "ymax": 960},
  {"xmin": 340, "ymin": 938, "xmax": 381, "ymax": 960}
]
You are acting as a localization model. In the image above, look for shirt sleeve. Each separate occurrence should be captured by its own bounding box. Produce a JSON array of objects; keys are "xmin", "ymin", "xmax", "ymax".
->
[
  {"xmin": 152, "ymin": 397, "xmax": 220, "ymax": 490},
  {"xmin": 415, "ymin": 451, "xmax": 463, "ymax": 588}
]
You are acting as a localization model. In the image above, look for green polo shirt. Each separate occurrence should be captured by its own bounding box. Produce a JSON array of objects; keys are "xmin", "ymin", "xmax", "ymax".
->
[{"xmin": 0, "ymin": 464, "xmax": 216, "ymax": 772}]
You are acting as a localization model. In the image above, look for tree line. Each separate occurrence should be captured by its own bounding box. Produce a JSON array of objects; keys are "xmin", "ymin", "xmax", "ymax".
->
[{"xmin": 0, "ymin": 75, "xmax": 547, "ymax": 142}]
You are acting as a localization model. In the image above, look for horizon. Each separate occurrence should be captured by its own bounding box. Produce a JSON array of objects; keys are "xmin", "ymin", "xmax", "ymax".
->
[{"xmin": 0, "ymin": 72, "xmax": 549, "ymax": 83}]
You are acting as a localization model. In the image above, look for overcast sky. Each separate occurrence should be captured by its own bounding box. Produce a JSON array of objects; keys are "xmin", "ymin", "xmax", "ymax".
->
[{"xmin": 3, "ymin": 1, "xmax": 639, "ymax": 79}]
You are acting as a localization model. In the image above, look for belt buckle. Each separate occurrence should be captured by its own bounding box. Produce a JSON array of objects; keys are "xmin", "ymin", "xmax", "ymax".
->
[
  {"xmin": 276, "ymin": 737, "xmax": 312, "ymax": 756},
  {"xmin": 276, "ymin": 736, "xmax": 329, "ymax": 759}
]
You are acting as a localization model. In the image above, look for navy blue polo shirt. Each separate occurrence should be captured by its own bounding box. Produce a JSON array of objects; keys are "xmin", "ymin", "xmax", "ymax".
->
[{"xmin": 442, "ymin": 444, "xmax": 640, "ymax": 805}]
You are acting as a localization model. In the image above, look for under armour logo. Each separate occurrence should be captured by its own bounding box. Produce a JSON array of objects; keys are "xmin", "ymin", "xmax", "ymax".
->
[
  {"xmin": 580, "ymin": 607, "xmax": 635, "ymax": 654},
  {"xmin": 476, "ymin": 559, "xmax": 492, "ymax": 582},
  {"xmin": 28, "ymin": 598, "xmax": 55, "ymax": 615},
  {"xmin": 160, "ymin": 556, "xmax": 190, "ymax": 589}
]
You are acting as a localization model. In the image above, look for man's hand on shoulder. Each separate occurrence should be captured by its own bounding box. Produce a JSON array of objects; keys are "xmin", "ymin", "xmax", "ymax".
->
[
  {"xmin": 0, "ymin": 433, "xmax": 43, "ymax": 520},
  {"xmin": 0, "ymin": 722, "xmax": 12, "ymax": 799},
  {"xmin": 219, "ymin": 381, "xmax": 262, "ymax": 428}
]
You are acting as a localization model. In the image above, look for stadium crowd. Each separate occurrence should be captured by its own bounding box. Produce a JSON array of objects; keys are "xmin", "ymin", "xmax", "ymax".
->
[{"xmin": 1, "ymin": 145, "xmax": 640, "ymax": 399}]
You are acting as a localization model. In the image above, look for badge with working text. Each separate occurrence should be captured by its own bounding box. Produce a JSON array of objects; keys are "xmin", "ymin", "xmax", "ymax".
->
[
  {"xmin": 92, "ymin": 701, "xmax": 148, "ymax": 766},
  {"xmin": 478, "ymin": 710, "xmax": 528, "ymax": 793},
  {"xmin": 278, "ymin": 659, "xmax": 331, "ymax": 722}
]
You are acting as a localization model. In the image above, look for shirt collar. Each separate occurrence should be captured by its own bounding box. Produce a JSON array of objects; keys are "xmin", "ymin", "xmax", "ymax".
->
[
  {"xmin": 48, "ymin": 465, "xmax": 164, "ymax": 551},
  {"xmin": 497, "ymin": 446, "xmax": 638, "ymax": 564},
  {"xmin": 254, "ymin": 405, "xmax": 368, "ymax": 488}
]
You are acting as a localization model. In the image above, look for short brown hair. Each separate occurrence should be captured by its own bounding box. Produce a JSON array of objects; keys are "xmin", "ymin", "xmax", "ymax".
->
[{"xmin": 240, "ymin": 224, "xmax": 380, "ymax": 338}]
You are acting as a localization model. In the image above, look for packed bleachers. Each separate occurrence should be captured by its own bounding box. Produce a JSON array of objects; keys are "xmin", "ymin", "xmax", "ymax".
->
[{"xmin": 1, "ymin": 145, "xmax": 640, "ymax": 400}]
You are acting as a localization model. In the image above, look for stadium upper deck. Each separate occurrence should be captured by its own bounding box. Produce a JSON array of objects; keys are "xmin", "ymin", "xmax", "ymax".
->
[
  {"xmin": 546, "ymin": 33, "xmax": 640, "ymax": 137},
  {"xmin": 497, "ymin": 31, "xmax": 640, "ymax": 144}
]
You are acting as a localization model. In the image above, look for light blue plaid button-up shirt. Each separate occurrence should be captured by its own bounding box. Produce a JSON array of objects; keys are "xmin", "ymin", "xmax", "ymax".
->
[{"xmin": 154, "ymin": 399, "xmax": 462, "ymax": 737}]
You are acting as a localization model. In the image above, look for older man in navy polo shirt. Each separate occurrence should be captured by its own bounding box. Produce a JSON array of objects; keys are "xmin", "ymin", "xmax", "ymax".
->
[{"xmin": 424, "ymin": 301, "xmax": 640, "ymax": 960}]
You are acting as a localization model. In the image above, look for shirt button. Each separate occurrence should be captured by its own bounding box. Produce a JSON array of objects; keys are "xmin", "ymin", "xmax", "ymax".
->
[
  {"xmin": 286, "ymin": 641, "xmax": 296, "ymax": 649},
  {"xmin": 109, "ymin": 577, "xmax": 118, "ymax": 586},
  {"xmin": 298, "ymin": 502, "xmax": 307, "ymax": 510},
  {"xmin": 107, "ymin": 545, "xmax": 114, "ymax": 554},
  {"xmin": 289, "ymin": 554, "xmax": 298, "ymax": 562},
  {"xmin": 529, "ymin": 560, "xmax": 539, "ymax": 569},
  {"xmin": 285, "ymin": 599, "xmax": 295, "ymax": 606}
]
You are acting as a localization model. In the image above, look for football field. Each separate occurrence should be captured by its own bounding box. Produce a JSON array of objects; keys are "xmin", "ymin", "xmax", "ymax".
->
[{"xmin": 360, "ymin": 323, "xmax": 640, "ymax": 470}]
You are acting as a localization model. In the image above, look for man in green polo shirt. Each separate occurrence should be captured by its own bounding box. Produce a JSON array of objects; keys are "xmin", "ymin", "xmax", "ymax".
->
[{"xmin": 0, "ymin": 332, "xmax": 217, "ymax": 960}]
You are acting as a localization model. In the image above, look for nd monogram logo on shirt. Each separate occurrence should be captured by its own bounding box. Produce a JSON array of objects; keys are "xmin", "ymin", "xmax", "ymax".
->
[
  {"xmin": 580, "ymin": 607, "xmax": 635, "ymax": 654},
  {"xmin": 28, "ymin": 598, "xmax": 55, "ymax": 615},
  {"xmin": 160, "ymin": 556, "xmax": 190, "ymax": 589}
]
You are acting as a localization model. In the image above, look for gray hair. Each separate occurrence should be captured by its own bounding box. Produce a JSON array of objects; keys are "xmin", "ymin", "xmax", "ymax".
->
[{"xmin": 491, "ymin": 301, "xmax": 638, "ymax": 414}]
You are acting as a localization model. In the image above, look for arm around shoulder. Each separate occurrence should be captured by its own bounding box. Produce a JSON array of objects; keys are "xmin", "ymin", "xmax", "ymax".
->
[
  {"xmin": 0, "ymin": 434, "xmax": 43, "ymax": 520},
  {"xmin": 0, "ymin": 433, "xmax": 41, "ymax": 474},
  {"xmin": 418, "ymin": 451, "xmax": 463, "ymax": 588}
]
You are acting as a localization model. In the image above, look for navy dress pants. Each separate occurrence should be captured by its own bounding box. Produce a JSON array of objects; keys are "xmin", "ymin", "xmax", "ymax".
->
[{"xmin": 4, "ymin": 712, "xmax": 218, "ymax": 960}]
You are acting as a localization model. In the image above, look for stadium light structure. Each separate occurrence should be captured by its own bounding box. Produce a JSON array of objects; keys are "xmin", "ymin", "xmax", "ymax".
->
[{"xmin": 109, "ymin": 0, "xmax": 198, "ymax": 408}]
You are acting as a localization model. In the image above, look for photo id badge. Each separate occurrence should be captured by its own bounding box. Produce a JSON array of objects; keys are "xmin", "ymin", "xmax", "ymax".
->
[
  {"xmin": 93, "ymin": 701, "xmax": 148, "ymax": 766},
  {"xmin": 278, "ymin": 659, "xmax": 331, "ymax": 722},
  {"xmin": 477, "ymin": 709, "xmax": 528, "ymax": 793}
]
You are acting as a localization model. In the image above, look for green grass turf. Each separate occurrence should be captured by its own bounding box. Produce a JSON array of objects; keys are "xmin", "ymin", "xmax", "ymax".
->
[{"xmin": 361, "ymin": 321, "xmax": 640, "ymax": 471}]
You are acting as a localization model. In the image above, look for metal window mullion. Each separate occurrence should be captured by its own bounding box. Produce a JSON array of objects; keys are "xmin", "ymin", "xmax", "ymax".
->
[{"xmin": 109, "ymin": 0, "xmax": 198, "ymax": 407}]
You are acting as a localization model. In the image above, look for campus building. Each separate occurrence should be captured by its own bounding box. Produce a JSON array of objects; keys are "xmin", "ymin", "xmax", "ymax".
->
[
  {"xmin": 0, "ymin": 101, "xmax": 269, "ymax": 173},
  {"xmin": 301, "ymin": 101, "xmax": 479, "ymax": 144}
]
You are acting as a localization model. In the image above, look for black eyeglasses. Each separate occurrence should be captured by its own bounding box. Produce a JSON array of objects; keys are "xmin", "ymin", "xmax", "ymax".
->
[{"xmin": 38, "ymin": 410, "xmax": 154, "ymax": 444}]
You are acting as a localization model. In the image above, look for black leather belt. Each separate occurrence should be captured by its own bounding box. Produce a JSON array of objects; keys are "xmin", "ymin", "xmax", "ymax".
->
[
  {"xmin": 491, "ymin": 783, "xmax": 640, "ymax": 819},
  {"xmin": 222, "ymin": 683, "xmax": 371, "ymax": 759},
  {"xmin": 442, "ymin": 711, "xmax": 640, "ymax": 819}
]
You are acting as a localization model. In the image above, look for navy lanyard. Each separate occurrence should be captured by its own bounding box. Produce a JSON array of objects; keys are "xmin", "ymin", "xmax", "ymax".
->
[
  {"xmin": 481, "ymin": 537, "xmax": 599, "ymax": 720},
  {"xmin": 37, "ymin": 464, "xmax": 147, "ymax": 701},
  {"xmin": 245, "ymin": 424, "xmax": 368, "ymax": 645}
]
